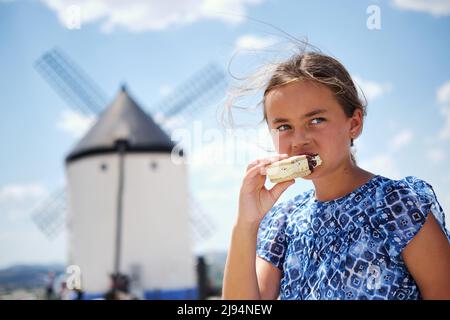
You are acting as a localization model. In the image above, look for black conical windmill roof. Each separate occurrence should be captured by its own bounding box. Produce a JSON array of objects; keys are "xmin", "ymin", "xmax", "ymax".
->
[{"xmin": 66, "ymin": 85, "xmax": 180, "ymax": 163}]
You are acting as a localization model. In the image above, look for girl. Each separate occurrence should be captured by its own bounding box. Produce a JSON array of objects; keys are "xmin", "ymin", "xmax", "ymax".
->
[{"xmin": 222, "ymin": 51, "xmax": 450, "ymax": 300}]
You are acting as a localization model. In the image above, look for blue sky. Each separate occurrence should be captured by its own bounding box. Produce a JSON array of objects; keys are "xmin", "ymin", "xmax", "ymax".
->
[{"xmin": 1, "ymin": 0, "xmax": 450, "ymax": 268}]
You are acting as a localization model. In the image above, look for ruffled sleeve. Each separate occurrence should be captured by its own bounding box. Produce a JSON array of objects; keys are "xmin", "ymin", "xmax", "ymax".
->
[
  {"xmin": 256, "ymin": 201, "xmax": 290, "ymax": 270},
  {"xmin": 380, "ymin": 176, "xmax": 450, "ymax": 258}
]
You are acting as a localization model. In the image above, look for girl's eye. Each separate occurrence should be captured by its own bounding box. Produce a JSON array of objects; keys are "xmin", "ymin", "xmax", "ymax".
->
[
  {"xmin": 276, "ymin": 124, "xmax": 291, "ymax": 131},
  {"xmin": 310, "ymin": 117, "xmax": 325, "ymax": 125}
]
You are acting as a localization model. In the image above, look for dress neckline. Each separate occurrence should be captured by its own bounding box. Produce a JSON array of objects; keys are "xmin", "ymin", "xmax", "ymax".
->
[{"xmin": 311, "ymin": 174, "xmax": 381, "ymax": 205}]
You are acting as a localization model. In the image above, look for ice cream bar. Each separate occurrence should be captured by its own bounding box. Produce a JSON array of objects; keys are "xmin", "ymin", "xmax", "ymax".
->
[{"xmin": 266, "ymin": 154, "xmax": 322, "ymax": 183}]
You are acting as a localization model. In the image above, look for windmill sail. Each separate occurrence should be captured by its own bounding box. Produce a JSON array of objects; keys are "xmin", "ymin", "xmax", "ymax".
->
[
  {"xmin": 35, "ymin": 48, "xmax": 108, "ymax": 115},
  {"xmin": 31, "ymin": 187, "xmax": 67, "ymax": 240},
  {"xmin": 152, "ymin": 63, "xmax": 227, "ymax": 125},
  {"xmin": 188, "ymin": 191, "xmax": 216, "ymax": 244}
]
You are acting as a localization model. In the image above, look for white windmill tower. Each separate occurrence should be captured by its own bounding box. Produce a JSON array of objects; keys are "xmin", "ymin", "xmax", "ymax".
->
[{"xmin": 32, "ymin": 48, "xmax": 226, "ymax": 299}]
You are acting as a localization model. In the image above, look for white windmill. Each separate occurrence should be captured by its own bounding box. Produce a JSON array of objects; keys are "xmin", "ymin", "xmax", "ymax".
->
[{"xmin": 32, "ymin": 48, "xmax": 226, "ymax": 299}]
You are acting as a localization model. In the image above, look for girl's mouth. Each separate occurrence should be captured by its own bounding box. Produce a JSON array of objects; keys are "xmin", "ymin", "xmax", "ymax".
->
[{"xmin": 294, "ymin": 152, "xmax": 318, "ymax": 157}]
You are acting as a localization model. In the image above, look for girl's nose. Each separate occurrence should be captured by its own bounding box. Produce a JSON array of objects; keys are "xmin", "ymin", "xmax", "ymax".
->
[{"xmin": 291, "ymin": 128, "xmax": 310, "ymax": 149}]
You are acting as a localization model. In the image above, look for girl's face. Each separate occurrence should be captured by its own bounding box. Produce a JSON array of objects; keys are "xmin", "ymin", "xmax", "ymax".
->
[{"xmin": 265, "ymin": 80, "xmax": 362, "ymax": 179}]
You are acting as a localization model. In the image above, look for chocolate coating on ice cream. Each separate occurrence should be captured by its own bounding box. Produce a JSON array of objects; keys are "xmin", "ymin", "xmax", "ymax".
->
[{"xmin": 307, "ymin": 155, "xmax": 317, "ymax": 172}]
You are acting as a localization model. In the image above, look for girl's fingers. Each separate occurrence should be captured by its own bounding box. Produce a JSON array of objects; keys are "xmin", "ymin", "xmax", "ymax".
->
[
  {"xmin": 246, "ymin": 154, "xmax": 289, "ymax": 172},
  {"xmin": 256, "ymin": 154, "xmax": 290, "ymax": 176},
  {"xmin": 246, "ymin": 153, "xmax": 291, "ymax": 179},
  {"xmin": 246, "ymin": 163, "xmax": 267, "ymax": 179},
  {"xmin": 246, "ymin": 159, "xmax": 260, "ymax": 171},
  {"xmin": 269, "ymin": 179, "xmax": 295, "ymax": 200}
]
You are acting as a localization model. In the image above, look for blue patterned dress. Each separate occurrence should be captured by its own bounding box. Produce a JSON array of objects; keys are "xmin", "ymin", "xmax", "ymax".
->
[{"xmin": 256, "ymin": 175, "xmax": 450, "ymax": 300}]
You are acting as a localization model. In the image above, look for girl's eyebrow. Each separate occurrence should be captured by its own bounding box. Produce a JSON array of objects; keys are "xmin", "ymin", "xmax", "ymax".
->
[{"xmin": 271, "ymin": 109, "xmax": 328, "ymax": 124}]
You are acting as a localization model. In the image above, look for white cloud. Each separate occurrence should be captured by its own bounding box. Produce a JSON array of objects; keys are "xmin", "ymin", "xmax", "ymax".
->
[
  {"xmin": 426, "ymin": 147, "xmax": 447, "ymax": 164},
  {"xmin": 0, "ymin": 183, "xmax": 49, "ymax": 222},
  {"xmin": 0, "ymin": 184, "xmax": 47, "ymax": 202},
  {"xmin": 438, "ymin": 106, "xmax": 450, "ymax": 140},
  {"xmin": 352, "ymin": 75, "xmax": 392, "ymax": 102},
  {"xmin": 390, "ymin": 129, "xmax": 413, "ymax": 149},
  {"xmin": 234, "ymin": 34, "xmax": 277, "ymax": 51},
  {"xmin": 360, "ymin": 154, "xmax": 401, "ymax": 179},
  {"xmin": 56, "ymin": 109, "xmax": 96, "ymax": 138},
  {"xmin": 437, "ymin": 81, "xmax": 450, "ymax": 104},
  {"xmin": 40, "ymin": 0, "xmax": 265, "ymax": 33},
  {"xmin": 392, "ymin": 0, "xmax": 450, "ymax": 17},
  {"xmin": 202, "ymin": 0, "xmax": 264, "ymax": 23}
]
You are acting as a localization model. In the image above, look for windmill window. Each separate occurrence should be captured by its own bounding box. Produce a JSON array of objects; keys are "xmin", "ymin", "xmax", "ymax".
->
[
  {"xmin": 100, "ymin": 163, "xmax": 108, "ymax": 171},
  {"xmin": 150, "ymin": 161, "xmax": 158, "ymax": 171}
]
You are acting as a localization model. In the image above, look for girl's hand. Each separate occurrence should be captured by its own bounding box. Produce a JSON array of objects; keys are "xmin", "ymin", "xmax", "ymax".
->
[{"xmin": 237, "ymin": 154, "xmax": 295, "ymax": 227}]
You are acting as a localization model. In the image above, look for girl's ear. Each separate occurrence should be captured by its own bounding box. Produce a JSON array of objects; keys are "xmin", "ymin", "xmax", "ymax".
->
[{"xmin": 349, "ymin": 108, "xmax": 363, "ymax": 139}]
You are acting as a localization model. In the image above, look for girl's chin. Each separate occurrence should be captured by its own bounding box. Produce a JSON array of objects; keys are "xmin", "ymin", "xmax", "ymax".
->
[{"xmin": 303, "ymin": 167, "xmax": 323, "ymax": 180}]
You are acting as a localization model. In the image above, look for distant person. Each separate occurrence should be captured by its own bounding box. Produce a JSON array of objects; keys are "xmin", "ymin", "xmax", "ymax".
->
[
  {"xmin": 58, "ymin": 281, "xmax": 71, "ymax": 300},
  {"xmin": 45, "ymin": 271, "xmax": 56, "ymax": 300},
  {"xmin": 104, "ymin": 273, "xmax": 135, "ymax": 300},
  {"xmin": 196, "ymin": 256, "xmax": 209, "ymax": 300},
  {"xmin": 74, "ymin": 288, "xmax": 84, "ymax": 300}
]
